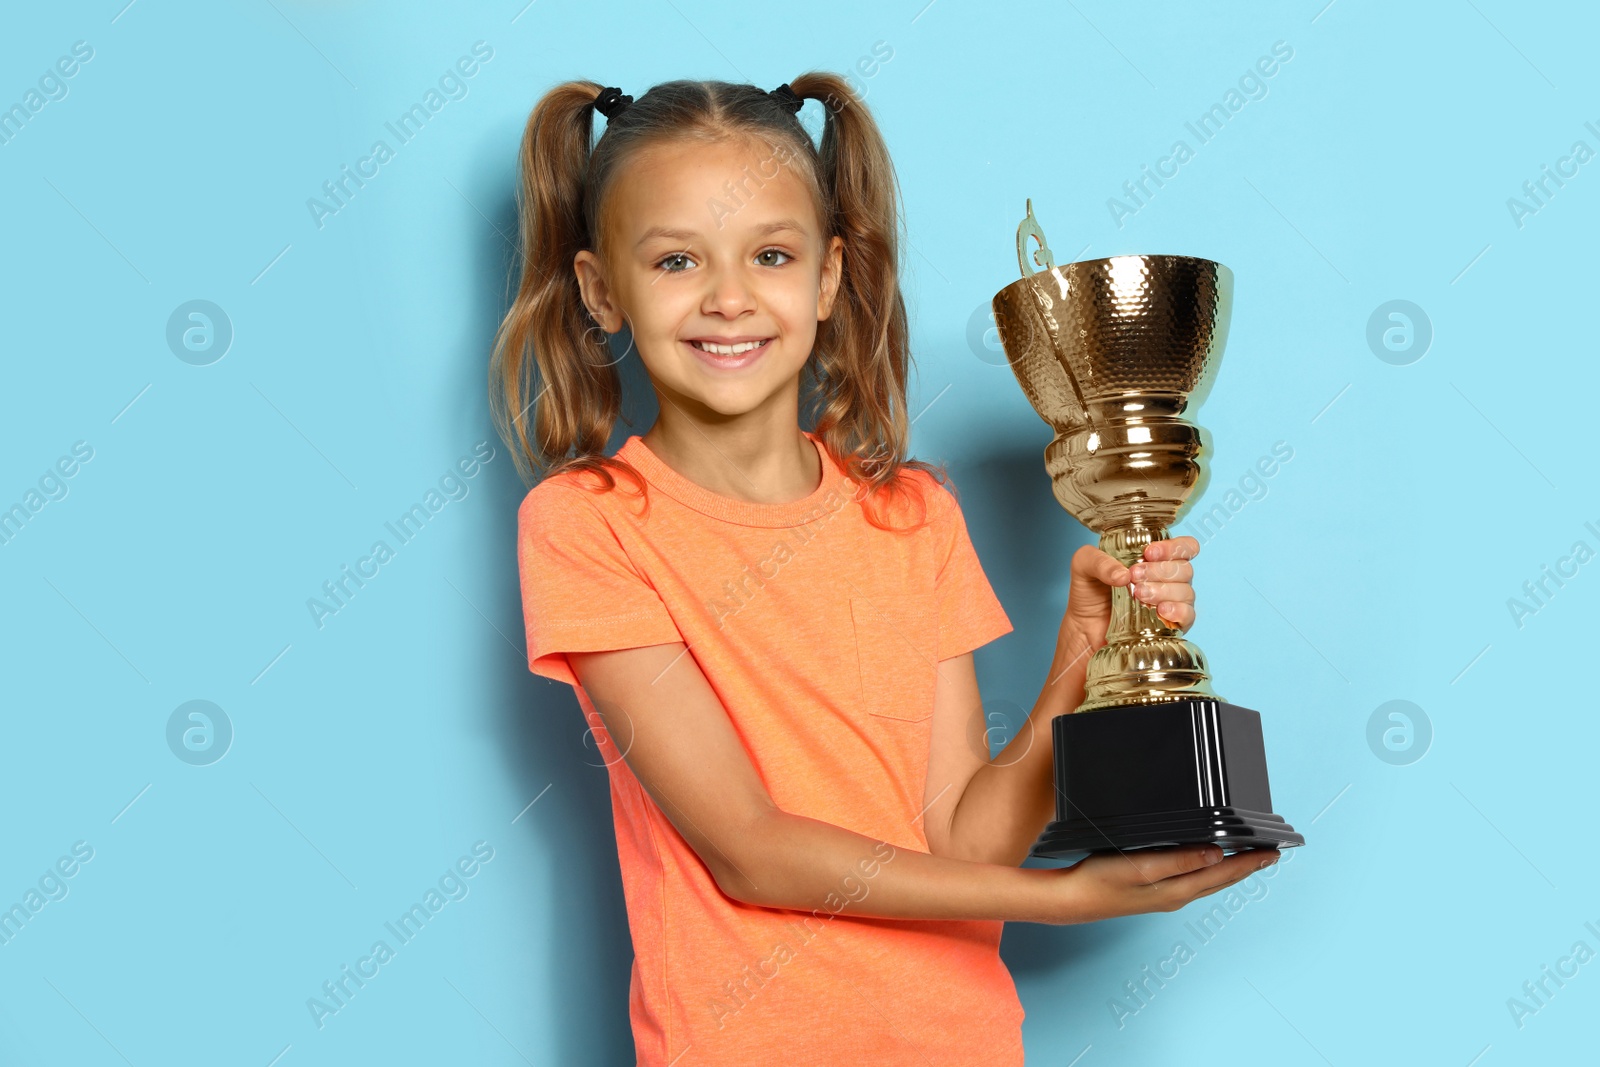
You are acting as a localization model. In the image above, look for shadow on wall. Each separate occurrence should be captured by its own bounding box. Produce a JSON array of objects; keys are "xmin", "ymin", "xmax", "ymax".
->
[
  {"xmin": 456, "ymin": 161, "xmax": 665, "ymax": 1065},
  {"xmin": 952, "ymin": 440, "xmax": 1096, "ymax": 784}
]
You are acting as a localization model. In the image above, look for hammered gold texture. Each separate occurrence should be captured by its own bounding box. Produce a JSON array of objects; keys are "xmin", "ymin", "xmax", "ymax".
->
[
  {"xmin": 991, "ymin": 253, "xmax": 1235, "ymax": 713},
  {"xmin": 1051, "ymin": 256, "xmax": 1226, "ymax": 396}
]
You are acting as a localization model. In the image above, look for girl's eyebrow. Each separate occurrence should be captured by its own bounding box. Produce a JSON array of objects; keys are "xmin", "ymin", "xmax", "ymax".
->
[
  {"xmin": 749, "ymin": 218, "xmax": 807, "ymax": 237},
  {"xmin": 634, "ymin": 218, "xmax": 807, "ymax": 250},
  {"xmin": 636, "ymin": 226, "xmax": 698, "ymax": 249}
]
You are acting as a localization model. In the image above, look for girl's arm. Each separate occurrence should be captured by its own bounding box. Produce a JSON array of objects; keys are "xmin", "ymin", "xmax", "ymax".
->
[
  {"xmin": 569, "ymin": 638, "xmax": 1270, "ymax": 925},
  {"xmin": 922, "ymin": 639, "xmax": 1088, "ymax": 868}
]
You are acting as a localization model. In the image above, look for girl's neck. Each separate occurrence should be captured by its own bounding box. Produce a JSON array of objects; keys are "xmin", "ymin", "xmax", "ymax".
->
[{"xmin": 640, "ymin": 417, "xmax": 822, "ymax": 506}]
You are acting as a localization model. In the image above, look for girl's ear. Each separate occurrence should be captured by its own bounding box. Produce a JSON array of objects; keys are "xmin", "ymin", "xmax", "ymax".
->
[
  {"xmin": 573, "ymin": 249, "xmax": 624, "ymax": 332},
  {"xmin": 817, "ymin": 235, "xmax": 845, "ymax": 322}
]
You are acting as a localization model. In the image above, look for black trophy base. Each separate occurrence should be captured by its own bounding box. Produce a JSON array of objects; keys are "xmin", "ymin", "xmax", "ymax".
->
[{"xmin": 1029, "ymin": 697, "xmax": 1305, "ymax": 860}]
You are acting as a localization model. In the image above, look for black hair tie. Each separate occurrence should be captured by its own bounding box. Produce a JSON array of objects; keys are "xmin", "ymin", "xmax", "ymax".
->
[
  {"xmin": 769, "ymin": 83, "xmax": 804, "ymax": 114},
  {"xmin": 594, "ymin": 86, "xmax": 632, "ymax": 119}
]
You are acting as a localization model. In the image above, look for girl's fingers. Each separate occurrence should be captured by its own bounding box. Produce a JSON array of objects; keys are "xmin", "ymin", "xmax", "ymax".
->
[
  {"xmin": 1155, "ymin": 603, "xmax": 1194, "ymax": 629},
  {"xmin": 1129, "ymin": 581, "xmax": 1194, "ymax": 607},
  {"xmin": 1073, "ymin": 543, "xmax": 1130, "ymax": 586},
  {"xmin": 1144, "ymin": 536, "xmax": 1200, "ymax": 563},
  {"xmin": 1121, "ymin": 844, "xmax": 1222, "ymax": 884},
  {"xmin": 1157, "ymin": 849, "xmax": 1275, "ymax": 902},
  {"xmin": 1128, "ymin": 559, "xmax": 1193, "ymax": 584},
  {"xmin": 1127, "ymin": 579, "xmax": 1196, "ymax": 628},
  {"xmin": 1189, "ymin": 866, "xmax": 1263, "ymax": 901},
  {"xmin": 1127, "ymin": 545, "xmax": 1198, "ymax": 629}
]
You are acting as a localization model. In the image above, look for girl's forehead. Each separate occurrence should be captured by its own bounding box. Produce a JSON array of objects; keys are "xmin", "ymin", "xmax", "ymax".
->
[{"xmin": 604, "ymin": 134, "xmax": 824, "ymax": 245}]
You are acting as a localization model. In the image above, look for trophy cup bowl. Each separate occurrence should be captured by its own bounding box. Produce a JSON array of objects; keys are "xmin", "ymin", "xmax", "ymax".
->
[{"xmin": 994, "ymin": 203, "xmax": 1304, "ymax": 858}]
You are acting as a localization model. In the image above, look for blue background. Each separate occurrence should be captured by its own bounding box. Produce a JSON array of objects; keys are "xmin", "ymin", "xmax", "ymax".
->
[{"xmin": 2, "ymin": 1, "xmax": 1595, "ymax": 1063}]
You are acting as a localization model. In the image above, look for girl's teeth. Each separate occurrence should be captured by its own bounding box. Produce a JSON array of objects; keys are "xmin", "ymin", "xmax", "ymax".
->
[{"xmin": 694, "ymin": 339, "xmax": 767, "ymax": 356}]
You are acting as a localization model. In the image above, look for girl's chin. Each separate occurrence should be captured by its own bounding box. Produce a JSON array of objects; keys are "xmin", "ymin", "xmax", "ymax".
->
[{"xmin": 667, "ymin": 373, "xmax": 795, "ymax": 419}]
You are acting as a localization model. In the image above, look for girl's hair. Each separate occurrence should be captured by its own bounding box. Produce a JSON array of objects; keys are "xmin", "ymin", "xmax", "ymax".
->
[{"xmin": 487, "ymin": 73, "xmax": 951, "ymax": 528}]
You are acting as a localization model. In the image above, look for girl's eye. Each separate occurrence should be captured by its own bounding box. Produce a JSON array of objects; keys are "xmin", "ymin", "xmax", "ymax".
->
[{"xmin": 656, "ymin": 249, "xmax": 790, "ymax": 271}]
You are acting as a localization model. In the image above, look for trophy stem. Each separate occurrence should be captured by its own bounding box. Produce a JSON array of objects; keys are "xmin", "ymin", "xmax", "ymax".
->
[{"xmin": 1076, "ymin": 523, "xmax": 1223, "ymax": 713}]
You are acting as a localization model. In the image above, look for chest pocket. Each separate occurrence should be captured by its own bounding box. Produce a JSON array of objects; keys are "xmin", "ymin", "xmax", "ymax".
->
[{"xmin": 849, "ymin": 594, "xmax": 940, "ymax": 722}]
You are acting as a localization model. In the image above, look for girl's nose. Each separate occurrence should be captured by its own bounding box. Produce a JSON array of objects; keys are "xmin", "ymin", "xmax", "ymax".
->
[{"xmin": 701, "ymin": 265, "xmax": 758, "ymax": 317}]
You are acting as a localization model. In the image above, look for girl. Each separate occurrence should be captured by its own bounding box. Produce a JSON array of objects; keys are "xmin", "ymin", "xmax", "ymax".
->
[{"xmin": 490, "ymin": 72, "xmax": 1275, "ymax": 1065}]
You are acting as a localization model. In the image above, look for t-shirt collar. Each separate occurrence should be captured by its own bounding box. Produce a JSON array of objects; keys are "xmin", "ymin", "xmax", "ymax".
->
[{"xmin": 618, "ymin": 430, "xmax": 852, "ymax": 528}]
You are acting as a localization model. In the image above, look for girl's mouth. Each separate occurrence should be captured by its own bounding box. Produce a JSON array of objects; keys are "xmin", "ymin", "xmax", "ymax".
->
[{"xmin": 685, "ymin": 337, "xmax": 773, "ymax": 369}]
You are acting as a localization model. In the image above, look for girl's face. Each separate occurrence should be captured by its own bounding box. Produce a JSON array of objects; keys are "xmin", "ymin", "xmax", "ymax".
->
[{"xmin": 574, "ymin": 135, "xmax": 844, "ymax": 421}]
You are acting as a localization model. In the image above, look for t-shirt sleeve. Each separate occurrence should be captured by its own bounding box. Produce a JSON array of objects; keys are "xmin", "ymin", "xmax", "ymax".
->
[
  {"xmin": 516, "ymin": 483, "xmax": 684, "ymax": 688},
  {"xmin": 927, "ymin": 477, "xmax": 1014, "ymax": 660}
]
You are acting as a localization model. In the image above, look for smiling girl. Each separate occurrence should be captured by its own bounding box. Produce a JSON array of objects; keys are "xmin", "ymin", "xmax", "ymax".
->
[{"xmin": 491, "ymin": 73, "xmax": 1275, "ymax": 1066}]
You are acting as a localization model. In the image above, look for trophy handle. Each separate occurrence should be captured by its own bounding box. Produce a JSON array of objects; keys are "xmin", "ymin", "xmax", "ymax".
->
[{"xmin": 1015, "ymin": 198, "xmax": 1056, "ymax": 277}]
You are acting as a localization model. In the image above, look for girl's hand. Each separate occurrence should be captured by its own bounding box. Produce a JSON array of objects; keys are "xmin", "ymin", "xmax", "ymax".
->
[
  {"xmin": 1058, "ymin": 535, "xmax": 1201, "ymax": 653},
  {"xmin": 1042, "ymin": 845, "xmax": 1279, "ymax": 924}
]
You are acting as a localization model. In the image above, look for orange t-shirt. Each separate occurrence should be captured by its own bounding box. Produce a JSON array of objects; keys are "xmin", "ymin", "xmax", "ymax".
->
[{"xmin": 515, "ymin": 429, "xmax": 1023, "ymax": 1066}]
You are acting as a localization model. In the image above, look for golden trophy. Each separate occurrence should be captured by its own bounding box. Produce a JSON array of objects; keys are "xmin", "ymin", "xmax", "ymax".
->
[{"xmin": 992, "ymin": 201, "xmax": 1304, "ymax": 857}]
